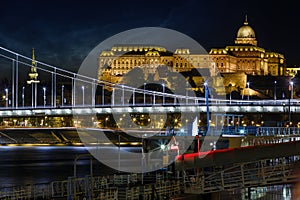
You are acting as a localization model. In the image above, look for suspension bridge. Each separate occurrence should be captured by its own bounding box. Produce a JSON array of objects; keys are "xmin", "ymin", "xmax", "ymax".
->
[{"xmin": 0, "ymin": 46, "xmax": 299, "ymax": 112}]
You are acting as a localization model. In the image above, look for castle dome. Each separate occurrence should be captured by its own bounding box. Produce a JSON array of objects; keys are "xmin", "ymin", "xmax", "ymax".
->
[
  {"xmin": 237, "ymin": 20, "xmax": 255, "ymax": 38},
  {"xmin": 235, "ymin": 15, "xmax": 257, "ymax": 46}
]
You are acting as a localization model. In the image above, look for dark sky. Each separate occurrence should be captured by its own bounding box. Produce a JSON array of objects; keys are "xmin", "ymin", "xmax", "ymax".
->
[{"xmin": 1, "ymin": 0, "xmax": 299, "ymax": 72}]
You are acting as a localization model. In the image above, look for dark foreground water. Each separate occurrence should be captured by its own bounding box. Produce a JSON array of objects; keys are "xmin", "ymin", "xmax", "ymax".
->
[{"xmin": 0, "ymin": 146, "xmax": 118, "ymax": 187}]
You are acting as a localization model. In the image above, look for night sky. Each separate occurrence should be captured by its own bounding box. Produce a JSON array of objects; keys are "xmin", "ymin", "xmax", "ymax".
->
[{"xmin": 1, "ymin": 0, "xmax": 299, "ymax": 72}]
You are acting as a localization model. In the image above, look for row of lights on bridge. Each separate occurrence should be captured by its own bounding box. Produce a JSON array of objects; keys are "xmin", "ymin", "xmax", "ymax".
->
[
  {"xmin": 2, "ymin": 84, "xmax": 87, "ymax": 107},
  {"xmin": 1, "ymin": 81, "xmax": 297, "ymax": 107}
]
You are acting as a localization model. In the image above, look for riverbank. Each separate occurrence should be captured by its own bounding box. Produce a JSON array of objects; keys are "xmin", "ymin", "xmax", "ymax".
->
[{"xmin": 0, "ymin": 127, "xmax": 144, "ymax": 146}]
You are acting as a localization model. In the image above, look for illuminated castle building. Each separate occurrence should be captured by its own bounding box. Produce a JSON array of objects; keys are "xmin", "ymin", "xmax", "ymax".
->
[
  {"xmin": 209, "ymin": 16, "xmax": 285, "ymax": 76},
  {"xmin": 98, "ymin": 16, "xmax": 285, "ymax": 85},
  {"xmin": 98, "ymin": 45, "xmax": 213, "ymax": 83}
]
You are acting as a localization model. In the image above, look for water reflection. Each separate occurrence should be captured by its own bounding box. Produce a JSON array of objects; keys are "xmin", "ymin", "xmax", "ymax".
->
[{"xmin": 0, "ymin": 146, "xmax": 117, "ymax": 187}]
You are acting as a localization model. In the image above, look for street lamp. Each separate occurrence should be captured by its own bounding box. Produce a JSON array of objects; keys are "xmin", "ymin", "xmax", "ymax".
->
[
  {"xmin": 81, "ymin": 86, "xmax": 85, "ymax": 106},
  {"xmin": 61, "ymin": 85, "xmax": 64, "ymax": 107},
  {"xmin": 22, "ymin": 86, "xmax": 25, "ymax": 107},
  {"xmin": 132, "ymin": 88, "xmax": 135, "ymax": 105},
  {"xmin": 101, "ymin": 84, "xmax": 104, "ymax": 105},
  {"xmin": 274, "ymin": 81, "xmax": 277, "ymax": 100},
  {"xmin": 186, "ymin": 81, "xmax": 189, "ymax": 104},
  {"xmin": 229, "ymin": 83, "xmax": 232, "ymax": 104},
  {"xmin": 105, "ymin": 117, "xmax": 109, "ymax": 128},
  {"xmin": 43, "ymin": 87, "xmax": 46, "ymax": 107},
  {"xmin": 290, "ymin": 81, "xmax": 294, "ymax": 99},
  {"xmin": 204, "ymin": 81, "xmax": 210, "ymax": 134},
  {"xmin": 122, "ymin": 85, "xmax": 125, "ymax": 105},
  {"xmin": 162, "ymin": 83, "xmax": 165, "ymax": 105},
  {"xmin": 143, "ymin": 83, "xmax": 146, "ymax": 105},
  {"xmin": 247, "ymin": 82, "xmax": 250, "ymax": 100},
  {"xmin": 5, "ymin": 88, "xmax": 8, "ymax": 107}
]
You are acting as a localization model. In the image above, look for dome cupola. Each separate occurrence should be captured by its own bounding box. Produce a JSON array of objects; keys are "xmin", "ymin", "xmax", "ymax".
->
[{"xmin": 235, "ymin": 15, "xmax": 257, "ymax": 46}]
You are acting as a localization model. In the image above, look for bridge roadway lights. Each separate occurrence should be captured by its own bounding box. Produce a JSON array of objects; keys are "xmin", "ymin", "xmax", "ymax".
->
[{"xmin": 0, "ymin": 103, "xmax": 300, "ymax": 117}]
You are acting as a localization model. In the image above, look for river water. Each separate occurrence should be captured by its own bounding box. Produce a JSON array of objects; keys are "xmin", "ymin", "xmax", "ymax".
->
[{"xmin": 0, "ymin": 146, "xmax": 118, "ymax": 187}]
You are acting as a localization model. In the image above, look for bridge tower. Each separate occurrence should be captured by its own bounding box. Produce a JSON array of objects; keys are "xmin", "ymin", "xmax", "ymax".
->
[{"xmin": 27, "ymin": 48, "xmax": 40, "ymax": 107}]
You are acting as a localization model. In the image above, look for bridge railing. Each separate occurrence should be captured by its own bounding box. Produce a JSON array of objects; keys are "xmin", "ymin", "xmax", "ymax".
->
[
  {"xmin": 257, "ymin": 127, "xmax": 300, "ymax": 136},
  {"xmin": 184, "ymin": 156, "xmax": 299, "ymax": 194},
  {"xmin": 0, "ymin": 183, "xmax": 51, "ymax": 199},
  {"xmin": 0, "ymin": 172, "xmax": 181, "ymax": 200}
]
